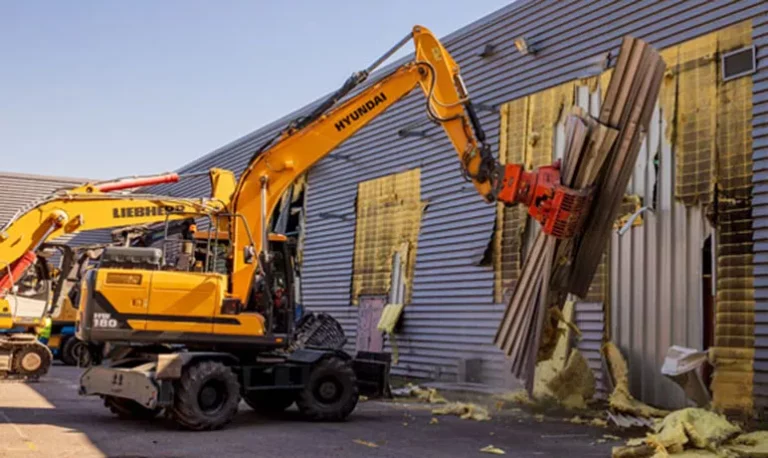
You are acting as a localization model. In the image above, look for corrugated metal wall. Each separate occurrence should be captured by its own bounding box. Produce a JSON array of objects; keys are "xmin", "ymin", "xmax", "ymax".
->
[
  {"xmin": 610, "ymin": 100, "xmax": 713, "ymax": 409},
  {"xmin": 574, "ymin": 301, "xmax": 608, "ymax": 398},
  {"xmin": 752, "ymin": 12, "xmax": 768, "ymax": 411},
  {"xmin": 150, "ymin": 1, "xmax": 764, "ymax": 390}
]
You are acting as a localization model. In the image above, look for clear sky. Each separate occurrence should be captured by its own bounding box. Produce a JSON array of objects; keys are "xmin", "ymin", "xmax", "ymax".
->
[{"xmin": 1, "ymin": 0, "xmax": 512, "ymax": 179}]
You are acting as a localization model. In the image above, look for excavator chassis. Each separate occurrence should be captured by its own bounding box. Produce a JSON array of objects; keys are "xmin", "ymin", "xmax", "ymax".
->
[
  {"xmin": 79, "ymin": 347, "xmax": 391, "ymax": 430},
  {"xmin": 0, "ymin": 333, "xmax": 53, "ymax": 380}
]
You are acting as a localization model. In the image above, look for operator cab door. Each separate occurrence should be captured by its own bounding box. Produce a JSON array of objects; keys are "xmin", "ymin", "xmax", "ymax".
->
[
  {"xmin": 212, "ymin": 236, "xmax": 295, "ymax": 340},
  {"xmin": 145, "ymin": 271, "xmax": 224, "ymax": 334}
]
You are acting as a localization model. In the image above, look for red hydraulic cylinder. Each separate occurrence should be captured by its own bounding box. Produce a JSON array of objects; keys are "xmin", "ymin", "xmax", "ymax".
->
[
  {"xmin": 96, "ymin": 173, "xmax": 180, "ymax": 192},
  {"xmin": 0, "ymin": 251, "xmax": 37, "ymax": 296}
]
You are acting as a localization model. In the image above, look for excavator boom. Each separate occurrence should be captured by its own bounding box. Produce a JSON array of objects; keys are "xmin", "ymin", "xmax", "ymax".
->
[{"xmin": 230, "ymin": 25, "xmax": 498, "ymax": 303}]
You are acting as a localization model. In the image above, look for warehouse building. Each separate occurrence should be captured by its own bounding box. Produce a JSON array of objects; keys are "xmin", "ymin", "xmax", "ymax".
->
[{"xmin": 149, "ymin": 1, "xmax": 767, "ymax": 414}]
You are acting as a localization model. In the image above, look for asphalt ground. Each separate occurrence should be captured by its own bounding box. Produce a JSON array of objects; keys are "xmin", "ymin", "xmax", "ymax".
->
[{"xmin": 0, "ymin": 365, "xmax": 618, "ymax": 458}]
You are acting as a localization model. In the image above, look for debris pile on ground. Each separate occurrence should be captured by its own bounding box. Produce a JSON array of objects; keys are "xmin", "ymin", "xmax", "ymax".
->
[
  {"xmin": 496, "ymin": 389, "xmax": 534, "ymax": 406},
  {"xmin": 433, "ymin": 402, "xmax": 491, "ymax": 421},
  {"xmin": 569, "ymin": 415, "xmax": 609, "ymax": 428},
  {"xmin": 727, "ymin": 431, "xmax": 768, "ymax": 457},
  {"xmin": 603, "ymin": 342, "xmax": 669, "ymax": 419},
  {"xmin": 546, "ymin": 348, "xmax": 595, "ymax": 410},
  {"xmin": 391, "ymin": 383, "xmax": 447, "ymax": 404},
  {"xmin": 610, "ymin": 407, "xmax": 768, "ymax": 457},
  {"xmin": 480, "ymin": 445, "xmax": 506, "ymax": 455}
]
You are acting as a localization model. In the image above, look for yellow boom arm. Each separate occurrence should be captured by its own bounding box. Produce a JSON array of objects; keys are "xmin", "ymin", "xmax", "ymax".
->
[
  {"xmin": 0, "ymin": 168, "xmax": 236, "ymax": 294},
  {"xmin": 230, "ymin": 25, "xmax": 496, "ymax": 302}
]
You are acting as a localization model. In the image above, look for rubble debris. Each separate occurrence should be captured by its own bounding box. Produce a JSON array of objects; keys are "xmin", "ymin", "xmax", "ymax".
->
[
  {"xmin": 607, "ymin": 412, "xmax": 655, "ymax": 429},
  {"xmin": 432, "ymin": 402, "xmax": 491, "ymax": 421},
  {"xmin": 568, "ymin": 415, "xmax": 608, "ymax": 428},
  {"xmin": 480, "ymin": 445, "xmax": 506, "ymax": 455},
  {"xmin": 604, "ymin": 434, "xmax": 622, "ymax": 441},
  {"xmin": 603, "ymin": 342, "xmax": 669, "ymax": 418},
  {"xmin": 611, "ymin": 444, "xmax": 655, "ymax": 458},
  {"xmin": 353, "ymin": 439, "xmax": 379, "ymax": 448},
  {"xmin": 533, "ymin": 301, "xmax": 576, "ymax": 400},
  {"xmin": 591, "ymin": 418, "xmax": 609, "ymax": 428},
  {"xmin": 569, "ymin": 415, "xmax": 589, "ymax": 424},
  {"xmin": 496, "ymin": 389, "xmax": 534, "ymax": 406},
  {"xmin": 429, "ymin": 417, "xmax": 439, "ymax": 425},
  {"xmin": 611, "ymin": 408, "xmax": 749, "ymax": 457},
  {"xmin": 661, "ymin": 345, "xmax": 711, "ymax": 408},
  {"xmin": 727, "ymin": 431, "xmax": 768, "ymax": 457},
  {"xmin": 391, "ymin": 383, "xmax": 447, "ymax": 404},
  {"xmin": 546, "ymin": 348, "xmax": 596, "ymax": 410}
]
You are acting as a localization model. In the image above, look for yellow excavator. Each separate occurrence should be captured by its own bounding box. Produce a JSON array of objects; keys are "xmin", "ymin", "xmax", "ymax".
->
[
  {"xmin": 0, "ymin": 169, "xmax": 237, "ymax": 378},
  {"xmin": 1, "ymin": 25, "xmax": 591, "ymax": 429}
]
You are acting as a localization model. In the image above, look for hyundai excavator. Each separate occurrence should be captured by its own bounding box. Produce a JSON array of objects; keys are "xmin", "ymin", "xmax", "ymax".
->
[{"xmin": 1, "ymin": 25, "xmax": 591, "ymax": 429}]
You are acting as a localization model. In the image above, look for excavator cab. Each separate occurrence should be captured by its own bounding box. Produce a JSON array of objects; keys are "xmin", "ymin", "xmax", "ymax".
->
[{"xmin": 75, "ymin": 213, "xmax": 296, "ymax": 348}]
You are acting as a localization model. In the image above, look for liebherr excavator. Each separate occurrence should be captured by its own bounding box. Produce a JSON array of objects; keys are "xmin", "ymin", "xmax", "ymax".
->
[
  {"xmin": 1, "ymin": 25, "xmax": 592, "ymax": 429},
  {"xmin": 0, "ymin": 169, "xmax": 237, "ymax": 377}
]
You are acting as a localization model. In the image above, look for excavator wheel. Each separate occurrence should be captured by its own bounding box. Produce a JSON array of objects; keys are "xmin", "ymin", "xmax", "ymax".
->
[
  {"xmin": 12, "ymin": 343, "xmax": 52, "ymax": 380},
  {"xmin": 61, "ymin": 337, "xmax": 92, "ymax": 367},
  {"xmin": 104, "ymin": 396, "xmax": 162, "ymax": 420},
  {"xmin": 243, "ymin": 390, "xmax": 296, "ymax": 415},
  {"xmin": 296, "ymin": 356, "xmax": 358, "ymax": 421},
  {"xmin": 168, "ymin": 360, "xmax": 241, "ymax": 431}
]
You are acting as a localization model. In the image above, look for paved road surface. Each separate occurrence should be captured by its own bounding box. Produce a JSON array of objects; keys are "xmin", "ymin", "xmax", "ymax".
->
[{"xmin": 0, "ymin": 365, "xmax": 616, "ymax": 458}]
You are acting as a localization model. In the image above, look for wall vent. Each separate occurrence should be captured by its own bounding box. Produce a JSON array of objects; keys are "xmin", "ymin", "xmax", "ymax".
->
[{"xmin": 722, "ymin": 45, "xmax": 756, "ymax": 81}]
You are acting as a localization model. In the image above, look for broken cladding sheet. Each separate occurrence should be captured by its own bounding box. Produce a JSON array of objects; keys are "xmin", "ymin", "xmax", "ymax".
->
[{"xmin": 493, "ymin": 35, "xmax": 667, "ymax": 391}]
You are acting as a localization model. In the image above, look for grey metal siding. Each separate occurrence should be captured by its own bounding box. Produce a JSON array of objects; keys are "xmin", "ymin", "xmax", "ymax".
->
[
  {"xmin": 752, "ymin": 11, "xmax": 768, "ymax": 409},
  {"xmin": 156, "ymin": 1, "xmax": 764, "ymax": 391},
  {"xmin": 610, "ymin": 100, "xmax": 713, "ymax": 409},
  {"xmin": 574, "ymin": 302, "xmax": 607, "ymax": 399}
]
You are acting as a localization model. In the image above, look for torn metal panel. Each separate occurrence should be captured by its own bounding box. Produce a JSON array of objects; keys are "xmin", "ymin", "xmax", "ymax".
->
[{"xmin": 613, "ymin": 195, "xmax": 645, "ymax": 230}]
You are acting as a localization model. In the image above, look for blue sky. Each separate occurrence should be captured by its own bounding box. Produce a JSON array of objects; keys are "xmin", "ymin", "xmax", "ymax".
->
[{"xmin": 0, "ymin": 0, "xmax": 512, "ymax": 179}]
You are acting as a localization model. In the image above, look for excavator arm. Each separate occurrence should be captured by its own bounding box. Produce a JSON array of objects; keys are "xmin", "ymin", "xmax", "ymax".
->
[
  {"xmin": 0, "ymin": 168, "xmax": 236, "ymax": 300},
  {"xmin": 229, "ymin": 25, "xmax": 591, "ymax": 304}
]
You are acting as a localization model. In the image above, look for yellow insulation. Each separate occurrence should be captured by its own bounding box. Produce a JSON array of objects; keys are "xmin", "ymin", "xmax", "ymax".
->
[
  {"xmin": 533, "ymin": 301, "xmax": 575, "ymax": 399},
  {"xmin": 674, "ymin": 32, "xmax": 718, "ymax": 205},
  {"xmin": 545, "ymin": 348, "xmax": 595, "ymax": 410},
  {"xmin": 603, "ymin": 342, "xmax": 668, "ymax": 418},
  {"xmin": 351, "ymin": 168, "xmax": 425, "ymax": 304}
]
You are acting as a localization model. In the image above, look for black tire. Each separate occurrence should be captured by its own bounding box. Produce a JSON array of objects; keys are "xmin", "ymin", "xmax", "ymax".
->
[
  {"xmin": 12, "ymin": 343, "xmax": 52, "ymax": 379},
  {"xmin": 104, "ymin": 396, "xmax": 162, "ymax": 420},
  {"xmin": 168, "ymin": 360, "xmax": 241, "ymax": 431},
  {"xmin": 61, "ymin": 337, "xmax": 92, "ymax": 367},
  {"xmin": 296, "ymin": 356, "xmax": 358, "ymax": 421},
  {"xmin": 243, "ymin": 390, "xmax": 296, "ymax": 414}
]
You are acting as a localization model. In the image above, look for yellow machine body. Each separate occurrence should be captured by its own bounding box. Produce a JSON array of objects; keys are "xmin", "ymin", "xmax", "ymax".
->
[{"xmin": 80, "ymin": 267, "xmax": 268, "ymax": 345}]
